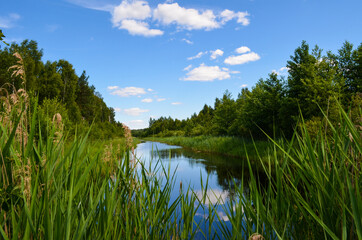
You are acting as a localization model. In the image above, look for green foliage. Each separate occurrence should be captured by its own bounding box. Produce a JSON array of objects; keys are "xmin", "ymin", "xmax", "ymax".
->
[
  {"xmin": 1, "ymin": 76, "xmax": 361, "ymax": 239},
  {"xmin": 0, "ymin": 37, "xmax": 122, "ymax": 140},
  {"xmin": 0, "ymin": 29, "xmax": 8, "ymax": 48},
  {"xmin": 212, "ymin": 91, "xmax": 237, "ymax": 135},
  {"xmin": 0, "ymin": 101, "xmax": 197, "ymax": 239},
  {"xmin": 136, "ymin": 40, "xmax": 362, "ymax": 141},
  {"xmin": 37, "ymin": 97, "xmax": 70, "ymax": 134}
]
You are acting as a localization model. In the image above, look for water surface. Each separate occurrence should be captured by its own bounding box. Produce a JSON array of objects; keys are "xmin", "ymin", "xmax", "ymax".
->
[{"xmin": 134, "ymin": 141, "xmax": 266, "ymax": 238}]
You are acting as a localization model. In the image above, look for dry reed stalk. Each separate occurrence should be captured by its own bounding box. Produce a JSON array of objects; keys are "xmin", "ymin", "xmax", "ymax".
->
[
  {"xmin": 8, "ymin": 52, "xmax": 25, "ymax": 87},
  {"xmin": 0, "ymin": 52, "xmax": 29, "ymax": 148},
  {"xmin": 14, "ymin": 156, "xmax": 32, "ymax": 205},
  {"xmin": 52, "ymin": 113, "xmax": 63, "ymax": 144},
  {"xmin": 249, "ymin": 233, "xmax": 265, "ymax": 240},
  {"xmin": 122, "ymin": 123, "xmax": 136, "ymax": 167}
]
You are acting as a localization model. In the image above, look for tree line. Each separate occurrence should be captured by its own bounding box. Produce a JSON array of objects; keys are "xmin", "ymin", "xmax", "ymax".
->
[
  {"xmin": 0, "ymin": 37, "xmax": 123, "ymax": 139},
  {"xmin": 133, "ymin": 41, "xmax": 362, "ymax": 138}
]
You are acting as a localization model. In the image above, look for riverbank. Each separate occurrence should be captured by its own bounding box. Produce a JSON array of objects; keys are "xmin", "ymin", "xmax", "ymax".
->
[
  {"xmin": 142, "ymin": 135, "xmax": 280, "ymax": 165},
  {"xmin": 2, "ymin": 96, "xmax": 361, "ymax": 239}
]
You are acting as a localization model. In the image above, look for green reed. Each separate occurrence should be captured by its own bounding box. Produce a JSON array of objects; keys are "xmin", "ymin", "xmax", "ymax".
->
[{"xmin": 1, "ymin": 93, "xmax": 361, "ymax": 239}]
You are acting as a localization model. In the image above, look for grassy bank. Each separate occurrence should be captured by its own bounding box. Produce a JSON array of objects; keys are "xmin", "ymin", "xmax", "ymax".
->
[
  {"xmin": 142, "ymin": 135, "xmax": 279, "ymax": 164},
  {"xmin": 1, "ymin": 85, "xmax": 361, "ymax": 239},
  {"xmin": 0, "ymin": 94, "xmax": 202, "ymax": 239}
]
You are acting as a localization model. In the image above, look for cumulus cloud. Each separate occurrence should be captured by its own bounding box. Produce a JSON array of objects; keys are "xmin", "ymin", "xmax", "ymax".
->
[
  {"xmin": 68, "ymin": 1, "xmax": 251, "ymax": 37},
  {"xmin": 109, "ymin": 86, "xmax": 146, "ymax": 97},
  {"xmin": 272, "ymin": 66, "xmax": 289, "ymax": 76},
  {"xmin": 157, "ymin": 98, "xmax": 166, "ymax": 102},
  {"xmin": 141, "ymin": 98, "xmax": 153, "ymax": 103},
  {"xmin": 171, "ymin": 102, "xmax": 182, "ymax": 105},
  {"xmin": 114, "ymin": 107, "xmax": 121, "ymax": 112},
  {"xmin": 147, "ymin": 88, "xmax": 154, "ymax": 92},
  {"xmin": 110, "ymin": 1, "xmax": 163, "ymax": 36},
  {"xmin": 220, "ymin": 9, "xmax": 250, "ymax": 26},
  {"xmin": 126, "ymin": 119, "xmax": 146, "ymax": 129},
  {"xmin": 112, "ymin": 0, "xmax": 151, "ymax": 25},
  {"xmin": 123, "ymin": 107, "xmax": 149, "ymax": 116},
  {"xmin": 182, "ymin": 63, "xmax": 235, "ymax": 82},
  {"xmin": 118, "ymin": 19, "xmax": 163, "ymax": 36},
  {"xmin": 0, "ymin": 13, "xmax": 20, "ymax": 29},
  {"xmin": 154, "ymin": 3, "xmax": 219, "ymax": 30},
  {"xmin": 187, "ymin": 51, "xmax": 206, "ymax": 60},
  {"xmin": 107, "ymin": 86, "xmax": 119, "ymax": 90},
  {"xmin": 240, "ymin": 84, "xmax": 248, "ymax": 88},
  {"xmin": 224, "ymin": 52, "xmax": 260, "ymax": 65},
  {"xmin": 235, "ymin": 46, "xmax": 250, "ymax": 54},
  {"xmin": 210, "ymin": 49, "xmax": 224, "ymax": 60}
]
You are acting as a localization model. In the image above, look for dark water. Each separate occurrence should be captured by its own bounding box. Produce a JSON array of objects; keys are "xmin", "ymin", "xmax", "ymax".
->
[{"xmin": 134, "ymin": 141, "xmax": 267, "ymax": 238}]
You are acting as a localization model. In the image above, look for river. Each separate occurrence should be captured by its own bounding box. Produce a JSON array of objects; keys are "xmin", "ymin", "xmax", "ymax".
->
[{"xmin": 134, "ymin": 141, "xmax": 267, "ymax": 238}]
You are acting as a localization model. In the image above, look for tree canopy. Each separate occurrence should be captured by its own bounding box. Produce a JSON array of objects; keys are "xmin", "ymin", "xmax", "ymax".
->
[
  {"xmin": 134, "ymin": 40, "xmax": 362, "ymax": 139},
  {"xmin": 0, "ymin": 39, "xmax": 123, "ymax": 139}
]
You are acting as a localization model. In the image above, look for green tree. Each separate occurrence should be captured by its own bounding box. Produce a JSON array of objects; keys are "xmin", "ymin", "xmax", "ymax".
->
[
  {"xmin": 38, "ymin": 61, "xmax": 62, "ymax": 102},
  {"xmin": 287, "ymin": 41, "xmax": 343, "ymax": 119},
  {"xmin": 352, "ymin": 43, "xmax": 362, "ymax": 93},
  {"xmin": 212, "ymin": 91, "xmax": 237, "ymax": 135}
]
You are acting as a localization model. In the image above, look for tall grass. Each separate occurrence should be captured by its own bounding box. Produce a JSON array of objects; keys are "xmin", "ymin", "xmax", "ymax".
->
[
  {"xmin": 1, "ymin": 53, "xmax": 361, "ymax": 239},
  {"xmin": 1, "ymin": 93, "xmax": 361, "ymax": 239},
  {"xmin": 0, "ymin": 94, "xmax": 203, "ymax": 239},
  {"xmin": 217, "ymin": 103, "xmax": 362, "ymax": 239}
]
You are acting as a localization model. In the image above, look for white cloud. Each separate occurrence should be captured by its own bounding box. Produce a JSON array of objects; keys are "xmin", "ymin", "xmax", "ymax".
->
[
  {"xmin": 109, "ymin": 86, "xmax": 146, "ymax": 97},
  {"xmin": 171, "ymin": 102, "xmax": 182, "ymax": 105},
  {"xmin": 272, "ymin": 67, "xmax": 289, "ymax": 76},
  {"xmin": 126, "ymin": 119, "xmax": 146, "ymax": 129},
  {"xmin": 183, "ymin": 64, "xmax": 192, "ymax": 71},
  {"xmin": 107, "ymin": 86, "xmax": 119, "ymax": 90},
  {"xmin": 157, "ymin": 98, "xmax": 166, "ymax": 102},
  {"xmin": 141, "ymin": 98, "xmax": 153, "ymax": 103},
  {"xmin": 220, "ymin": 9, "xmax": 250, "ymax": 26},
  {"xmin": 153, "ymin": 3, "xmax": 219, "ymax": 30},
  {"xmin": 68, "ymin": 1, "xmax": 251, "ymax": 37},
  {"xmin": 182, "ymin": 38, "xmax": 193, "ymax": 44},
  {"xmin": 182, "ymin": 63, "xmax": 235, "ymax": 82},
  {"xmin": 240, "ymin": 84, "xmax": 248, "ymax": 88},
  {"xmin": 235, "ymin": 46, "xmax": 250, "ymax": 54},
  {"xmin": 110, "ymin": 1, "xmax": 163, "ymax": 37},
  {"xmin": 187, "ymin": 51, "xmax": 206, "ymax": 60},
  {"xmin": 118, "ymin": 19, "xmax": 163, "ymax": 37},
  {"xmin": 195, "ymin": 189, "xmax": 229, "ymax": 205},
  {"xmin": 123, "ymin": 107, "xmax": 149, "ymax": 116},
  {"xmin": 0, "ymin": 13, "xmax": 20, "ymax": 29},
  {"xmin": 147, "ymin": 88, "xmax": 154, "ymax": 92},
  {"xmin": 210, "ymin": 49, "xmax": 224, "ymax": 60},
  {"xmin": 65, "ymin": 0, "xmax": 115, "ymax": 11},
  {"xmin": 114, "ymin": 107, "xmax": 121, "ymax": 112},
  {"xmin": 112, "ymin": 0, "xmax": 151, "ymax": 26},
  {"xmin": 224, "ymin": 52, "xmax": 260, "ymax": 65}
]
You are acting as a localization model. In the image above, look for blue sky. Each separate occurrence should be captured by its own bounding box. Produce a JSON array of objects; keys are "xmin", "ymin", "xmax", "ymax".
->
[{"xmin": 1, "ymin": 0, "xmax": 362, "ymax": 129}]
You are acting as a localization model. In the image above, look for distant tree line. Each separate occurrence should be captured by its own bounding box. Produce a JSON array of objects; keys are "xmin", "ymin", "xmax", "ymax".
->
[
  {"xmin": 0, "ymin": 38, "xmax": 123, "ymax": 139},
  {"xmin": 133, "ymin": 41, "xmax": 362, "ymax": 138}
]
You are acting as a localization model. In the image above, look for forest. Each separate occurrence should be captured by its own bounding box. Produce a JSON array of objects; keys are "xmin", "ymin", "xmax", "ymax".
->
[
  {"xmin": 133, "ymin": 41, "xmax": 362, "ymax": 139},
  {"xmin": 0, "ymin": 35, "xmax": 123, "ymax": 139}
]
